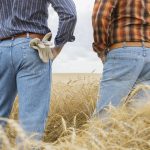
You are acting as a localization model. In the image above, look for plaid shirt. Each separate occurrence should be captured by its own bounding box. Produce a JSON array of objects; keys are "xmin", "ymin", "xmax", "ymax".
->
[{"xmin": 92, "ymin": 0, "xmax": 150, "ymax": 60}]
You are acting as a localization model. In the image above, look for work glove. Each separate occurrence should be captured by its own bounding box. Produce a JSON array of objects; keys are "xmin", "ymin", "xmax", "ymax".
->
[{"xmin": 30, "ymin": 32, "xmax": 54, "ymax": 63}]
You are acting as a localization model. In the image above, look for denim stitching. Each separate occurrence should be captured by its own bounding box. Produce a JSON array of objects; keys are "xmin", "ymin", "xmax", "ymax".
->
[{"xmin": 10, "ymin": 42, "xmax": 16, "ymax": 73}]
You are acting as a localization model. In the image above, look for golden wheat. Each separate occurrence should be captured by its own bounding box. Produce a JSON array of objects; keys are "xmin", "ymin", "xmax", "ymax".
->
[{"xmin": 0, "ymin": 74, "xmax": 149, "ymax": 150}]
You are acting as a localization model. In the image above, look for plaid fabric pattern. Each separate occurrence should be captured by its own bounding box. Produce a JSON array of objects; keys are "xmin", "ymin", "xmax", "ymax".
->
[{"xmin": 92, "ymin": 0, "xmax": 150, "ymax": 59}]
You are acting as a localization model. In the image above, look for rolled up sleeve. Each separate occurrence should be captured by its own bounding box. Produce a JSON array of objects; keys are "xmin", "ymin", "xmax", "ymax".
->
[
  {"xmin": 49, "ymin": 0, "xmax": 77, "ymax": 47},
  {"xmin": 92, "ymin": 0, "xmax": 118, "ymax": 59}
]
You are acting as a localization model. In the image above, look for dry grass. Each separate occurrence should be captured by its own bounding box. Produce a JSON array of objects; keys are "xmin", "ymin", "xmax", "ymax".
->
[{"xmin": 0, "ymin": 73, "xmax": 150, "ymax": 150}]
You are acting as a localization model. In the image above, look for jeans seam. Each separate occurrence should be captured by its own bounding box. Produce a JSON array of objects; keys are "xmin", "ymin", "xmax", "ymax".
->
[
  {"xmin": 43, "ymin": 61, "xmax": 51, "ymax": 132},
  {"xmin": 10, "ymin": 46, "xmax": 16, "ymax": 73}
]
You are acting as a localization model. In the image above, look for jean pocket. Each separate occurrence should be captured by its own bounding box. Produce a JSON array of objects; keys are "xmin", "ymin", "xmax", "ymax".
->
[
  {"xmin": 21, "ymin": 42, "xmax": 50, "ymax": 75},
  {"xmin": 103, "ymin": 57, "xmax": 137, "ymax": 81}
]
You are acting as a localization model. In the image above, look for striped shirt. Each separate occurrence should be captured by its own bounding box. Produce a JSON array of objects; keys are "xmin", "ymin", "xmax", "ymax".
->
[
  {"xmin": 0, "ymin": 0, "xmax": 77, "ymax": 47},
  {"xmin": 92, "ymin": 0, "xmax": 150, "ymax": 59}
]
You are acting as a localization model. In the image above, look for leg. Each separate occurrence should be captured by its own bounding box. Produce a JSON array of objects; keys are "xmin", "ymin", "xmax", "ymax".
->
[
  {"xmin": 129, "ymin": 51, "xmax": 150, "ymax": 107},
  {"xmin": 96, "ymin": 47, "xmax": 145, "ymax": 113},
  {"xmin": 16, "ymin": 43, "xmax": 52, "ymax": 140},
  {"xmin": 0, "ymin": 45, "xmax": 17, "ymax": 126}
]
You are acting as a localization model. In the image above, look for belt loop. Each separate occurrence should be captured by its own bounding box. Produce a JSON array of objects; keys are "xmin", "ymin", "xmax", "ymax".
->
[
  {"xmin": 123, "ymin": 42, "xmax": 126, "ymax": 48},
  {"xmin": 27, "ymin": 33, "xmax": 30, "ymax": 39},
  {"xmin": 11, "ymin": 36, "xmax": 15, "ymax": 41},
  {"xmin": 142, "ymin": 41, "xmax": 147, "ymax": 57},
  {"xmin": 142, "ymin": 41, "xmax": 145, "ymax": 48},
  {"xmin": 11, "ymin": 36, "xmax": 15, "ymax": 47}
]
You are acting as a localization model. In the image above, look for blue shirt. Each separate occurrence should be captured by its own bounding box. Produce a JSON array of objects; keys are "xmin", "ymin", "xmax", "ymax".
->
[{"xmin": 0, "ymin": 0, "xmax": 77, "ymax": 47}]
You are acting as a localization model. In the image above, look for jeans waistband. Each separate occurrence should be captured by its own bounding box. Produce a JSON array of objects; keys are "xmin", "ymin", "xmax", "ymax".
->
[
  {"xmin": 109, "ymin": 42, "xmax": 150, "ymax": 51},
  {"xmin": 0, "ymin": 36, "xmax": 31, "ymax": 47}
]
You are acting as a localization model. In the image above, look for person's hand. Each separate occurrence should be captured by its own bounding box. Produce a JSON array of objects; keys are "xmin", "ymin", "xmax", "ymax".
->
[
  {"xmin": 51, "ymin": 46, "xmax": 63, "ymax": 60},
  {"xmin": 101, "ymin": 56, "xmax": 106, "ymax": 64},
  {"xmin": 98, "ymin": 54, "xmax": 106, "ymax": 64},
  {"xmin": 97, "ymin": 51, "xmax": 107, "ymax": 64}
]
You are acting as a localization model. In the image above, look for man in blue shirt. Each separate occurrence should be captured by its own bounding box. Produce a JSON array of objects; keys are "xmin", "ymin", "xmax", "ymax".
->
[{"xmin": 0, "ymin": 0, "xmax": 77, "ymax": 140}]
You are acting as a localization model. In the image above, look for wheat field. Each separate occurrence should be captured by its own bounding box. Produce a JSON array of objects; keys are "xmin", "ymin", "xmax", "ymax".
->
[{"xmin": 0, "ymin": 73, "xmax": 150, "ymax": 150}]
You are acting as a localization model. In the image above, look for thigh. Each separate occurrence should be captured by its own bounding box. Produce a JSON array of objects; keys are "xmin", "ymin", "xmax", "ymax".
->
[
  {"xmin": 136, "ymin": 58, "xmax": 150, "ymax": 84},
  {"xmin": 16, "ymin": 41, "xmax": 52, "ymax": 133},
  {"xmin": 129, "ymin": 82, "xmax": 150, "ymax": 108},
  {"xmin": 131, "ymin": 61, "xmax": 150, "ymax": 107},
  {"xmin": 0, "ymin": 45, "xmax": 17, "ymax": 119},
  {"xmin": 96, "ymin": 49, "xmax": 145, "ymax": 112}
]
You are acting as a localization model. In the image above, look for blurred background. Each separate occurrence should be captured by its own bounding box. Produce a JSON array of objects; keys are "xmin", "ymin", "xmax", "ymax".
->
[{"xmin": 48, "ymin": 0, "xmax": 103, "ymax": 73}]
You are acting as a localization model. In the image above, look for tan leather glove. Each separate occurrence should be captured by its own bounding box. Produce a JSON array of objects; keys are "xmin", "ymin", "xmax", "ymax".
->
[{"xmin": 30, "ymin": 32, "xmax": 54, "ymax": 63}]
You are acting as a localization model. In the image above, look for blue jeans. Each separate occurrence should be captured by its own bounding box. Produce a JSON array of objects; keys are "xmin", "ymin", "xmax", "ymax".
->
[
  {"xmin": 96, "ymin": 46, "xmax": 150, "ymax": 113},
  {"xmin": 0, "ymin": 37, "xmax": 52, "ymax": 139}
]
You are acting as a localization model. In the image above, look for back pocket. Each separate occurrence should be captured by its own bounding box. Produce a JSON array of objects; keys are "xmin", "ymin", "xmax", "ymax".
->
[{"xmin": 21, "ymin": 42, "xmax": 49, "ymax": 75}]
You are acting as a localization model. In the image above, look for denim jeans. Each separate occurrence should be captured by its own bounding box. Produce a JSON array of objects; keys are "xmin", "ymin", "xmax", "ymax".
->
[
  {"xmin": 96, "ymin": 46, "xmax": 150, "ymax": 113},
  {"xmin": 0, "ymin": 37, "xmax": 52, "ymax": 139}
]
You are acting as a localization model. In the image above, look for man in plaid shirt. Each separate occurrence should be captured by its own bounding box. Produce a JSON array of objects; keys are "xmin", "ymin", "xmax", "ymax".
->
[{"xmin": 92, "ymin": 0, "xmax": 150, "ymax": 114}]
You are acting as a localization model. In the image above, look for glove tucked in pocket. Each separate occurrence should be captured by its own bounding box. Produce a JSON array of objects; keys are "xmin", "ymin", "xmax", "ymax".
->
[{"xmin": 30, "ymin": 32, "xmax": 54, "ymax": 63}]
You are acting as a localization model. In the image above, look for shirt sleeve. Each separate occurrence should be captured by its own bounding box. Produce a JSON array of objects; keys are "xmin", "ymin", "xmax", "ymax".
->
[
  {"xmin": 92, "ymin": 0, "xmax": 118, "ymax": 59},
  {"xmin": 49, "ymin": 0, "xmax": 77, "ymax": 47}
]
